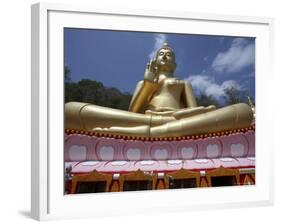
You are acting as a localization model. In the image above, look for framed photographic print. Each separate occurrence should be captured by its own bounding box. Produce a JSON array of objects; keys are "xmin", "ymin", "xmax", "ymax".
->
[{"xmin": 31, "ymin": 2, "xmax": 274, "ymax": 221}]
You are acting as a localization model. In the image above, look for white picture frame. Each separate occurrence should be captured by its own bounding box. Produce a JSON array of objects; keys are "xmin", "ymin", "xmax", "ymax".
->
[{"xmin": 31, "ymin": 2, "xmax": 274, "ymax": 221}]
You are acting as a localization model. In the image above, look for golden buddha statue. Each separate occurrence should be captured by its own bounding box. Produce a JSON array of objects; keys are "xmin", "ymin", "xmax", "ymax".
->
[{"xmin": 65, "ymin": 43, "xmax": 253, "ymax": 137}]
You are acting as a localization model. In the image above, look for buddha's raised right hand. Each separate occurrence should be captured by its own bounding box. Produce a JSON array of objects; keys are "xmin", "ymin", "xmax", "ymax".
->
[{"xmin": 144, "ymin": 59, "xmax": 159, "ymax": 83}]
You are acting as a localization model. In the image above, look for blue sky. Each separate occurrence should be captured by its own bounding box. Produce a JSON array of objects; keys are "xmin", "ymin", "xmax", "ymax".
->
[{"xmin": 64, "ymin": 28, "xmax": 255, "ymax": 102}]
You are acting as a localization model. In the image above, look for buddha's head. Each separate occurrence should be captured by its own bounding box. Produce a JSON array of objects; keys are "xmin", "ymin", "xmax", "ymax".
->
[{"xmin": 155, "ymin": 43, "xmax": 177, "ymax": 74}]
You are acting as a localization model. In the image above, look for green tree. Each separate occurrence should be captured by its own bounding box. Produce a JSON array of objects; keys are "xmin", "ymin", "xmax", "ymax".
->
[
  {"xmin": 223, "ymin": 87, "xmax": 250, "ymax": 105},
  {"xmin": 65, "ymin": 78, "xmax": 132, "ymax": 111},
  {"xmin": 64, "ymin": 65, "xmax": 71, "ymax": 82},
  {"xmin": 196, "ymin": 92, "xmax": 221, "ymax": 108}
]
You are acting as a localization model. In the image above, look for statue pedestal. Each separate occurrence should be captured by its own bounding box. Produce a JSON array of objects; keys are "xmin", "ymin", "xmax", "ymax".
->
[
  {"xmin": 64, "ymin": 125, "xmax": 255, "ymax": 192},
  {"xmin": 64, "ymin": 125, "xmax": 255, "ymax": 173}
]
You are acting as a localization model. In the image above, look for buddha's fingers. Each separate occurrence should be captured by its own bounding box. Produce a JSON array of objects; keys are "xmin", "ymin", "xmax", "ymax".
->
[
  {"xmin": 146, "ymin": 62, "xmax": 150, "ymax": 70},
  {"xmin": 148, "ymin": 59, "xmax": 153, "ymax": 72}
]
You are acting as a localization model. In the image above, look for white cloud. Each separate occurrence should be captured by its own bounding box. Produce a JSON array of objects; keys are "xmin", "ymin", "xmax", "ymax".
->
[
  {"xmin": 221, "ymin": 80, "xmax": 241, "ymax": 91},
  {"xmin": 186, "ymin": 75, "xmax": 241, "ymax": 100},
  {"xmin": 211, "ymin": 38, "xmax": 255, "ymax": 73},
  {"xmin": 149, "ymin": 34, "xmax": 167, "ymax": 60}
]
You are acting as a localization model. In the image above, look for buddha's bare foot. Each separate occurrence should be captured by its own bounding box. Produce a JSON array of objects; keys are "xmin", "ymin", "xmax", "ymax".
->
[
  {"xmin": 172, "ymin": 105, "xmax": 216, "ymax": 119},
  {"xmin": 93, "ymin": 125, "xmax": 150, "ymax": 137},
  {"xmin": 206, "ymin": 105, "xmax": 216, "ymax": 110},
  {"xmin": 93, "ymin": 127, "xmax": 109, "ymax": 133},
  {"xmin": 108, "ymin": 125, "xmax": 150, "ymax": 137}
]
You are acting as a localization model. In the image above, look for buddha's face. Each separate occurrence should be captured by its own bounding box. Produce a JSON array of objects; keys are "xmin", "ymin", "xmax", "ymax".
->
[{"xmin": 155, "ymin": 48, "xmax": 176, "ymax": 73}]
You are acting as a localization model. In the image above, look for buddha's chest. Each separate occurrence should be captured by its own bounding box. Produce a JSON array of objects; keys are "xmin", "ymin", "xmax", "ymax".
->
[
  {"xmin": 148, "ymin": 79, "xmax": 185, "ymax": 110},
  {"xmin": 156, "ymin": 78, "xmax": 185, "ymax": 97}
]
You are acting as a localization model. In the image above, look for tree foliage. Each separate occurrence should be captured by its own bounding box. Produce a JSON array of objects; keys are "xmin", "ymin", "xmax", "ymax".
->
[
  {"xmin": 223, "ymin": 87, "xmax": 252, "ymax": 105},
  {"xmin": 64, "ymin": 65, "xmax": 71, "ymax": 82},
  {"xmin": 195, "ymin": 92, "xmax": 221, "ymax": 108},
  {"xmin": 65, "ymin": 79, "xmax": 132, "ymax": 111}
]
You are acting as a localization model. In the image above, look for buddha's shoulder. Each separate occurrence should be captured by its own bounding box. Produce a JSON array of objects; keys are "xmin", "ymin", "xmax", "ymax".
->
[
  {"xmin": 136, "ymin": 80, "xmax": 144, "ymax": 85},
  {"xmin": 132, "ymin": 80, "xmax": 144, "ymax": 93}
]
